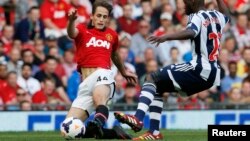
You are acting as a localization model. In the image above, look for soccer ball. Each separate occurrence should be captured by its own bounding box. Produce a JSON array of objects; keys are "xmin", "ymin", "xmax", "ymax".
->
[{"xmin": 60, "ymin": 117, "xmax": 86, "ymax": 139}]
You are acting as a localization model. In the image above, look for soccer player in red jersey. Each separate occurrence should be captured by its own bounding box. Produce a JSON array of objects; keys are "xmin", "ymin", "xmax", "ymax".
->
[{"xmin": 63, "ymin": 0, "xmax": 137, "ymax": 139}]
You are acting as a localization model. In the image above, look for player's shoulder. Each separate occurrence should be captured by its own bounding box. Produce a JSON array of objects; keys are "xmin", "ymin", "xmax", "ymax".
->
[{"xmin": 105, "ymin": 27, "xmax": 118, "ymax": 37}]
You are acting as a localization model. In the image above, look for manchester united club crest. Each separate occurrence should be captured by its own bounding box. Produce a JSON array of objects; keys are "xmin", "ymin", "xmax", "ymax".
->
[
  {"xmin": 59, "ymin": 3, "xmax": 64, "ymax": 9},
  {"xmin": 105, "ymin": 34, "xmax": 113, "ymax": 41}
]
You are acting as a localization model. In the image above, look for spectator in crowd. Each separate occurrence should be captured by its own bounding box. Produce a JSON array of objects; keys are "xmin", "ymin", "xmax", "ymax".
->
[
  {"xmin": 70, "ymin": 0, "xmax": 90, "ymax": 25},
  {"xmin": 153, "ymin": 12, "xmax": 173, "ymax": 37},
  {"xmin": 16, "ymin": 88, "xmax": 31, "ymax": 104},
  {"xmin": 7, "ymin": 48, "xmax": 23, "ymax": 76},
  {"xmin": 62, "ymin": 50, "xmax": 77, "ymax": 78},
  {"xmin": 15, "ymin": 6, "xmax": 45, "ymax": 43},
  {"xmin": 19, "ymin": 100, "xmax": 32, "ymax": 111},
  {"xmin": 221, "ymin": 61, "xmax": 242, "ymax": 94},
  {"xmin": 219, "ymin": 49, "xmax": 230, "ymax": 77},
  {"xmin": 21, "ymin": 49, "xmax": 40, "ymax": 75},
  {"xmin": 117, "ymin": 46, "xmax": 136, "ymax": 73},
  {"xmin": 237, "ymin": 47, "xmax": 250, "ymax": 78},
  {"xmin": 137, "ymin": 0, "xmax": 159, "ymax": 31},
  {"xmin": 130, "ymin": 19, "xmax": 154, "ymax": 64},
  {"xmin": 0, "ymin": 72, "xmax": 19, "ymax": 107},
  {"xmin": 172, "ymin": 0, "xmax": 185, "ymax": 25},
  {"xmin": 165, "ymin": 47, "xmax": 182, "ymax": 66},
  {"xmin": 17, "ymin": 63, "xmax": 41, "ymax": 96},
  {"xmin": 116, "ymin": 83, "xmax": 138, "ymax": 110},
  {"xmin": 118, "ymin": 4, "xmax": 138, "ymax": 35},
  {"xmin": 32, "ymin": 78, "xmax": 66, "ymax": 110},
  {"xmin": 1, "ymin": 25, "xmax": 14, "ymax": 54},
  {"xmin": 0, "ymin": 63, "xmax": 7, "ymax": 108},
  {"xmin": 241, "ymin": 78, "xmax": 250, "ymax": 98},
  {"xmin": 33, "ymin": 39, "xmax": 46, "ymax": 66},
  {"xmin": 17, "ymin": 0, "xmax": 38, "ymax": 20},
  {"xmin": 0, "ymin": 63, "xmax": 7, "ymax": 80},
  {"xmin": 226, "ymin": 87, "xmax": 244, "ymax": 105},
  {"xmin": 130, "ymin": 0, "xmax": 143, "ymax": 19},
  {"xmin": 48, "ymin": 47, "xmax": 67, "ymax": 86},
  {"xmin": 112, "ymin": 0, "xmax": 123, "ymax": 19},
  {"xmin": 119, "ymin": 32, "xmax": 135, "ymax": 65},
  {"xmin": 139, "ymin": 59, "xmax": 158, "ymax": 86},
  {"xmin": 113, "ymin": 73, "xmax": 126, "ymax": 103},
  {"xmin": 0, "ymin": 6, "xmax": 6, "ymax": 35},
  {"xmin": 231, "ymin": 13, "xmax": 250, "ymax": 49},
  {"xmin": 2, "ymin": 0, "xmax": 16, "ymax": 25},
  {"xmin": 44, "ymin": 35, "xmax": 59, "ymax": 53},
  {"xmin": 0, "ymin": 41, "xmax": 7, "ymax": 63},
  {"xmin": 223, "ymin": 36, "xmax": 239, "ymax": 60},
  {"xmin": 34, "ymin": 56, "xmax": 70, "ymax": 104},
  {"xmin": 40, "ymin": 0, "xmax": 70, "ymax": 38}
]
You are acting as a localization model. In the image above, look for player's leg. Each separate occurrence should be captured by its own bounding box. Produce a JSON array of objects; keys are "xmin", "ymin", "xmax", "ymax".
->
[
  {"xmin": 66, "ymin": 107, "xmax": 89, "ymax": 121},
  {"xmin": 114, "ymin": 74, "xmax": 158, "ymax": 132},
  {"xmin": 132, "ymin": 96, "xmax": 164, "ymax": 140},
  {"xmin": 114, "ymin": 65, "xmax": 177, "ymax": 132},
  {"xmin": 87, "ymin": 84, "xmax": 132, "ymax": 139},
  {"xmin": 87, "ymin": 84, "xmax": 110, "ymax": 138},
  {"xmin": 149, "ymin": 96, "xmax": 164, "ymax": 135}
]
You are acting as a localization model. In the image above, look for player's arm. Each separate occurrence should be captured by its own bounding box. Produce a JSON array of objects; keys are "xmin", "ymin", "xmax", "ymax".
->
[
  {"xmin": 111, "ymin": 51, "xmax": 137, "ymax": 84},
  {"xmin": 216, "ymin": 0, "xmax": 230, "ymax": 18},
  {"xmin": 67, "ymin": 9, "xmax": 79, "ymax": 39},
  {"xmin": 148, "ymin": 29, "xmax": 196, "ymax": 47}
]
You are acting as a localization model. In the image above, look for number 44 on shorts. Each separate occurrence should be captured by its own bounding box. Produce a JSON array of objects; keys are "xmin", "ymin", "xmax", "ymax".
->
[{"xmin": 97, "ymin": 76, "xmax": 108, "ymax": 82}]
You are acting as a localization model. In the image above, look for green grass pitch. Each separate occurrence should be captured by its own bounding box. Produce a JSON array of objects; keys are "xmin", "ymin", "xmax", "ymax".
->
[{"xmin": 0, "ymin": 130, "xmax": 207, "ymax": 141}]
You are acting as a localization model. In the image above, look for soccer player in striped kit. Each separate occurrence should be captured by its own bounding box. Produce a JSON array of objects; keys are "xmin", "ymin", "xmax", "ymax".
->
[{"xmin": 115, "ymin": 0, "xmax": 230, "ymax": 140}]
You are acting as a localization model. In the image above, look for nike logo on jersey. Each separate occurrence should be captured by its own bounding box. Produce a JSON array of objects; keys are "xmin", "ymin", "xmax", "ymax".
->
[{"xmin": 86, "ymin": 37, "xmax": 111, "ymax": 49}]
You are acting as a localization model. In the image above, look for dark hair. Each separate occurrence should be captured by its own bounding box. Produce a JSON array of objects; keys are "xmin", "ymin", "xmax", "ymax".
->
[
  {"xmin": 92, "ymin": 0, "xmax": 113, "ymax": 16},
  {"xmin": 21, "ymin": 49, "xmax": 33, "ymax": 58},
  {"xmin": 45, "ymin": 55, "xmax": 58, "ymax": 63},
  {"xmin": 27, "ymin": 6, "xmax": 39, "ymax": 14},
  {"xmin": 228, "ymin": 61, "xmax": 237, "ymax": 68},
  {"xmin": 22, "ymin": 63, "xmax": 32, "ymax": 70},
  {"xmin": 236, "ymin": 12, "xmax": 247, "ymax": 19},
  {"xmin": 141, "ymin": 0, "xmax": 151, "ymax": 4},
  {"xmin": 43, "ymin": 77, "xmax": 56, "ymax": 85},
  {"xmin": 125, "ymin": 83, "xmax": 136, "ymax": 88},
  {"xmin": 170, "ymin": 47, "xmax": 178, "ymax": 52}
]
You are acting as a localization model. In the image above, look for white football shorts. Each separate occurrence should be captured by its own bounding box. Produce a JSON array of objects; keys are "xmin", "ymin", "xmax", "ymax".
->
[{"xmin": 71, "ymin": 68, "xmax": 115, "ymax": 115}]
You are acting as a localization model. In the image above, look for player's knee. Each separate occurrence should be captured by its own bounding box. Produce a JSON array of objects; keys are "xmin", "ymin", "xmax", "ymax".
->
[{"xmin": 92, "ymin": 85, "xmax": 110, "ymax": 107}]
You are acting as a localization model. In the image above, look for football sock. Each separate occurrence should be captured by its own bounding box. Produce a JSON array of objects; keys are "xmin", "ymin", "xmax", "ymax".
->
[
  {"xmin": 135, "ymin": 83, "xmax": 156, "ymax": 122},
  {"xmin": 149, "ymin": 96, "xmax": 163, "ymax": 135},
  {"xmin": 94, "ymin": 105, "xmax": 109, "ymax": 126}
]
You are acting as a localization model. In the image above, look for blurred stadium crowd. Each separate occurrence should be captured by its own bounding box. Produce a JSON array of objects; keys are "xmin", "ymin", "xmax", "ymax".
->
[{"xmin": 0, "ymin": 0, "xmax": 250, "ymax": 111}]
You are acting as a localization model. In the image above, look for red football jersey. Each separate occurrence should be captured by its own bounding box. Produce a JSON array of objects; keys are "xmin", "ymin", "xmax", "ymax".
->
[
  {"xmin": 74, "ymin": 24, "xmax": 119, "ymax": 69},
  {"xmin": 40, "ymin": 0, "xmax": 70, "ymax": 29}
]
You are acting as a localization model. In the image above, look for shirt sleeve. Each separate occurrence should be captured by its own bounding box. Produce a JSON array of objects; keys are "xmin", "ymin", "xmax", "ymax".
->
[
  {"xmin": 74, "ymin": 24, "xmax": 85, "ymax": 40},
  {"xmin": 186, "ymin": 14, "xmax": 202, "ymax": 37}
]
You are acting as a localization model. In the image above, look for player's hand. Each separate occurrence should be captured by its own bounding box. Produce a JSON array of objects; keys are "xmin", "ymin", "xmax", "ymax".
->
[
  {"xmin": 68, "ymin": 8, "xmax": 78, "ymax": 22},
  {"xmin": 147, "ymin": 35, "xmax": 166, "ymax": 47},
  {"xmin": 122, "ymin": 71, "xmax": 138, "ymax": 85}
]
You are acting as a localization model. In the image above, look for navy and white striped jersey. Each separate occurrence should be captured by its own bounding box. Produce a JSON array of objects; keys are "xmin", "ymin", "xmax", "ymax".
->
[{"xmin": 186, "ymin": 10, "xmax": 229, "ymax": 86}]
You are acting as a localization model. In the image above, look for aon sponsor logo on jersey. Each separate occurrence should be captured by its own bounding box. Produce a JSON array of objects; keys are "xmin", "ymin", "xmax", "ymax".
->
[{"xmin": 86, "ymin": 37, "xmax": 111, "ymax": 49}]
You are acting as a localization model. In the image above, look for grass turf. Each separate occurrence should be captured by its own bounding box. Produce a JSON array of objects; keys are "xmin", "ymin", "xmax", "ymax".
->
[{"xmin": 0, "ymin": 130, "xmax": 207, "ymax": 141}]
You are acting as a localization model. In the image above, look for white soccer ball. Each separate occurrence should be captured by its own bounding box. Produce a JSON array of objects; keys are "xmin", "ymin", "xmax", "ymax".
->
[{"xmin": 60, "ymin": 117, "xmax": 86, "ymax": 140}]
